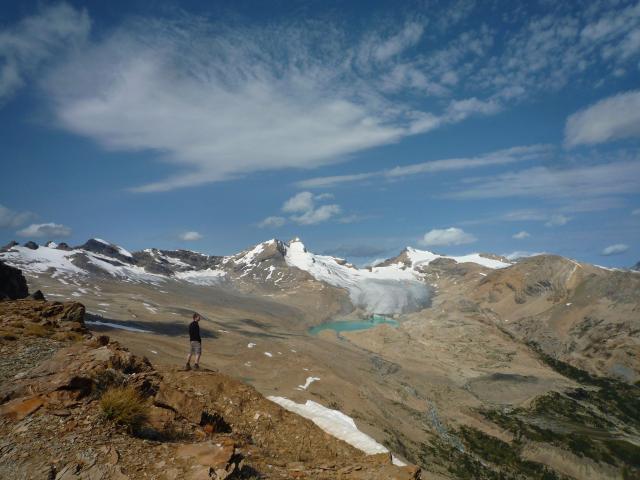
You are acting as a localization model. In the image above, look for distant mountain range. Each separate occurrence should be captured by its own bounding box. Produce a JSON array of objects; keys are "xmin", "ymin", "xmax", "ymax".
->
[{"xmin": 0, "ymin": 237, "xmax": 510, "ymax": 315}]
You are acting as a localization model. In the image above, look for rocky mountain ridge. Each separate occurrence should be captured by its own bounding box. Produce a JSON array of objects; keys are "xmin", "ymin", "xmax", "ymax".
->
[{"xmin": 0, "ymin": 294, "xmax": 420, "ymax": 479}]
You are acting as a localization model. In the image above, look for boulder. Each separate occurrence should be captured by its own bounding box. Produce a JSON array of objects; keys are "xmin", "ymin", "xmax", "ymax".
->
[
  {"xmin": 0, "ymin": 261, "xmax": 29, "ymax": 300},
  {"xmin": 176, "ymin": 441, "xmax": 240, "ymax": 480},
  {"xmin": 29, "ymin": 290, "xmax": 46, "ymax": 301}
]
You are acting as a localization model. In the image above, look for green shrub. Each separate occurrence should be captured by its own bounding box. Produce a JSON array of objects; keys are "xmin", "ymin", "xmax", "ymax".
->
[{"xmin": 100, "ymin": 386, "xmax": 148, "ymax": 431}]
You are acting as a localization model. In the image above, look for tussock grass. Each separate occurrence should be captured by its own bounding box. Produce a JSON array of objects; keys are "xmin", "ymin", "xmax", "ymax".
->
[
  {"xmin": 23, "ymin": 323, "xmax": 51, "ymax": 337},
  {"xmin": 100, "ymin": 386, "xmax": 148, "ymax": 431}
]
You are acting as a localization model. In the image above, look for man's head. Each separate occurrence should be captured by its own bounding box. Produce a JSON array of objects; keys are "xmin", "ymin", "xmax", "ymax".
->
[{"xmin": 193, "ymin": 312, "xmax": 201, "ymax": 322}]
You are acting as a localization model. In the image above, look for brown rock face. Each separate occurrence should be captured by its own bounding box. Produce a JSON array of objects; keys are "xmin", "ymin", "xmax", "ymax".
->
[{"xmin": 0, "ymin": 261, "xmax": 29, "ymax": 300}]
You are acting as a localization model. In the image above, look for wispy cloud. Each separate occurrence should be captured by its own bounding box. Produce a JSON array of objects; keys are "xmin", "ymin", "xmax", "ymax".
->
[
  {"xmin": 420, "ymin": 227, "xmax": 476, "ymax": 247},
  {"xmin": 512, "ymin": 231, "xmax": 530, "ymax": 239},
  {"xmin": 460, "ymin": 208, "xmax": 574, "ymax": 228},
  {"xmin": 545, "ymin": 214, "xmax": 570, "ymax": 227},
  {"xmin": 44, "ymin": 15, "xmax": 470, "ymax": 193},
  {"xmin": 179, "ymin": 231, "xmax": 202, "ymax": 241},
  {"xmin": 40, "ymin": 0, "xmax": 638, "ymax": 193},
  {"xmin": 297, "ymin": 144, "xmax": 552, "ymax": 189},
  {"xmin": 601, "ymin": 243, "xmax": 629, "ymax": 256},
  {"xmin": 0, "ymin": 3, "xmax": 89, "ymax": 103},
  {"xmin": 448, "ymin": 160, "xmax": 640, "ymax": 199},
  {"xmin": 565, "ymin": 90, "xmax": 640, "ymax": 147},
  {"xmin": 257, "ymin": 216, "xmax": 286, "ymax": 229},
  {"xmin": 0, "ymin": 204, "xmax": 34, "ymax": 228},
  {"xmin": 17, "ymin": 222, "xmax": 71, "ymax": 238}
]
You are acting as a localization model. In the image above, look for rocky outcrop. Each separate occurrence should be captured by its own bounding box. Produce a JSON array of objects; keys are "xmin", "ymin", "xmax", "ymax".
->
[
  {"xmin": 76, "ymin": 239, "xmax": 134, "ymax": 264},
  {"xmin": 0, "ymin": 261, "xmax": 29, "ymax": 300},
  {"xmin": 23, "ymin": 241, "xmax": 38, "ymax": 250},
  {"xmin": 0, "ymin": 240, "xmax": 18, "ymax": 252},
  {"xmin": 56, "ymin": 242, "xmax": 72, "ymax": 251}
]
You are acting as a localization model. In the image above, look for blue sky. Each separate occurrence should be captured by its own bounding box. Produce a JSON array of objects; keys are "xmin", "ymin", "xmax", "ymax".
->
[{"xmin": 1, "ymin": 0, "xmax": 639, "ymax": 267}]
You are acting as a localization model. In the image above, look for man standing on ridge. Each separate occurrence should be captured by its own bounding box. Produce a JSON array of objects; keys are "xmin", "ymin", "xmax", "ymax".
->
[{"xmin": 186, "ymin": 312, "xmax": 201, "ymax": 370}]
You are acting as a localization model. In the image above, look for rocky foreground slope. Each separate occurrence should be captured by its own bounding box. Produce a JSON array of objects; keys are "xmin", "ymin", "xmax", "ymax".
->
[{"xmin": 0, "ymin": 277, "xmax": 420, "ymax": 479}]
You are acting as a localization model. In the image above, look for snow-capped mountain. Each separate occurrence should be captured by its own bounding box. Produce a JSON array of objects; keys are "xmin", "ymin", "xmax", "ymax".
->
[{"xmin": 0, "ymin": 237, "xmax": 510, "ymax": 314}]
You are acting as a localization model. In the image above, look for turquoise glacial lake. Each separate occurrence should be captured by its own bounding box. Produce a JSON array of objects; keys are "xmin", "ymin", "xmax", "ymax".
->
[{"xmin": 309, "ymin": 315, "xmax": 399, "ymax": 335}]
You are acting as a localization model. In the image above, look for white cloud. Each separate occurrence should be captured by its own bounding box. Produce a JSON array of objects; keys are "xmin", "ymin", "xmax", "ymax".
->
[
  {"xmin": 601, "ymin": 243, "xmax": 629, "ymax": 256},
  {"xmin": 0, "ymin": 204, "xmax": 34, "ymax": 228},
  {"xmin": 473, "ymin": 2, "xmax": 640, "ymax": 97},
  {"xmin": 545, "ymin": 214, "xmax": 570, "ymax": 227},
  {"xmin": 297, "ymin": 144, "xmax": 552, "ymax": 189},
  {"xmin": 17, "ymin": 222, "xmax": 71, "ymax": 238},
  {"xmin": 444, "ymin": 97, "xmax": 501, "ymax": 123},
  {"xmin": 258, "ymin": 216, "xmax": 286, "ymax": 228},
  {"xmin": 420, "ymin": 227, "xmax": 476, "ymax": 247},
  {"xmin": 502, "ymin": 209, "xmax": 548, "ymax": 222},
  {"xmin": 282, "ymin": 192, "xmax": 315, "ymax": 213},
  {"xmin": 291, "ymin": 204, "xmax": 342, "ymax": 225},
  {"xmin": 179, "ymin": 231, "xmax": 203, "ymax": 241},
  {"xmin": 0, "ymin": 3, "xmax": 89, "ymax": 103},
  {"xmin": 372, "ymin": 22, "xmax": 424, "ymax": 62},
  {"xmin": 565, "ymin": 90, "xmax": 640, "ymax": 147},
  {"xmin": 277, "ymin": 192, "xmax": 342, "ymax": 225},
  {"xmin": 38, "ymin": 11, "xmax": 512, "ymax": 193},
  {"xmin": 512, "ymin": 231, "xmax": 530, "ymax": 239},
  {"xmin": 296, "ymin": 172, "xmax": 378, "ymax": 189},
  {"xmin": 449, "ymin": 160, "xmax": 640, "ymax": 199}
]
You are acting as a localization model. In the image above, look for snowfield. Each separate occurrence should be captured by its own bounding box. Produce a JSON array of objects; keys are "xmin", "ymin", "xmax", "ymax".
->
[
  {"xmin": 174, "ymin": 268, "xmax": 226, "ymax": 285},
  {"xmin": 404, "ymin": 247, "xmax": 511, "ymax": 269},
  {"xmin": 1, "ymin": 245, "xmax": 163, "ymax": 284}
]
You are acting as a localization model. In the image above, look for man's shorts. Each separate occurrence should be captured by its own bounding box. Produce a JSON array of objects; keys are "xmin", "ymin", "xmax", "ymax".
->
[{"xmin": 190, "ymin": 341, "xmax": 202, "ymax": 355}]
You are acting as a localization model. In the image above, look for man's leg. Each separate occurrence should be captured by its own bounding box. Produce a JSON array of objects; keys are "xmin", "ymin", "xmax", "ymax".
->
[
  {"xmin": 194, "ymin": 342, "xmax": 201, "ymax": 369},
  {"xmin": 186, "ymin": 348, "xmax": 192, "ymax": 370}
]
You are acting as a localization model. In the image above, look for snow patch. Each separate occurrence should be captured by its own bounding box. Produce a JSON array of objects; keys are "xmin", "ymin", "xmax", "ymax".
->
[
  {"xmin": 268, "ymin": 397, "xmax": 406, "ymax": 466},
  {"xmin": 405, "ymin": 247, "xmax": 510, "ymax": 269},
  {"xmin": 175, "ymin": 268, "xmax": 226, "ymax": 285},
  {"xmin": 297, "ymin": 376, "xmax": 320, "ymax": 390}
]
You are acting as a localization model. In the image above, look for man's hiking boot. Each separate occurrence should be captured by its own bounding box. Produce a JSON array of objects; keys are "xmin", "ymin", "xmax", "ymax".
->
[
  {"xmin": 185, "ymin": 363, "xmax": 191, "ymax": 371},
  {"xmin": 194, "ymin": 364, "xmax": 200, "ymax": 370}
]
